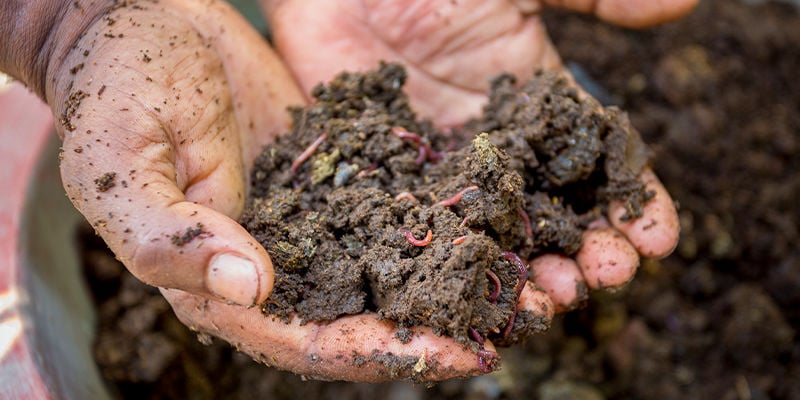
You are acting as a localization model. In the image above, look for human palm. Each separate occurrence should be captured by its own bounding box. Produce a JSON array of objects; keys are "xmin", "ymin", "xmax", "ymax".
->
[
  {"xmin": 49, "ymin": 0, "xmax": 693, "ymax": 382},
  {"xmin": 266, "ymin": 0, "xmax": 689, "ymax": 308}
]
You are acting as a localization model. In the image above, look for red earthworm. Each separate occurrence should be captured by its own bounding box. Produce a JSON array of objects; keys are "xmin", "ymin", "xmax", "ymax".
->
[
  {"xmin": 399, "ymin": 228, "xmax": 433, "ymax": 247},
  {"xmin": 500, "ymin": 251, "xmax": 529, "ymax": 338},
  {"xmin": 518, "ymin": 207, "xmax": 533, "ymax": 238},
  {"xmin": 393, "ymin": 192, "xmax": 419, "ymax": 203},
  {"xmin": 452, "ymin": 235, "xmax": 468, "ymax": 245},
  {"xmin": 433, "ymin": 186, "xmax": 479, "ymax": 207},
  {"xmin": 468, "ymin": 327, "xmax": 484, "ymax": 346},
  {"xmin": 391, "ymin": 126, "xmax": 441, "ymax": 164},
  {"xmin": 391, "ymin": 126, "xmax": 422, "ymax": 146},
  {"xmin": 290, "ymin": 132, "xmax": 328, "ymax": 174},
  {"xmin": 485, "ymin": 269, "xmax": 501, "ymax": 303},
  {"xmin": 459, "ymin": 217, "xmax": 470, "ymax": 228},
  {"xmin": 415, "ymin": 146, "xmax": 428, "ymax": 165},
  {"xmin": 355, "ymin": 162, "xmax": 378, "ymax": 179},
  {"xmin": 477, "ymin": 349, "xmax": 499, "ymax": 373}
]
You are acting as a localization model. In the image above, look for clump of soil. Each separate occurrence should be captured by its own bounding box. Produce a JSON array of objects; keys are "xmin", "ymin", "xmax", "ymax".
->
[{"xmin": 241, "ymin": 62, "xmax": 651, "ymax": 346}]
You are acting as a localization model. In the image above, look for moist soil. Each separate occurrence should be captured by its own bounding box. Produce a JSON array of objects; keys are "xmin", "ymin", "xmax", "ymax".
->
[
  {"xmin": 240, "ymin": 62, "xmax": 650, "ymax": 347},
  {"xmin": 85, "ymin": 0, "xmax": 799, "ymax": 398}
]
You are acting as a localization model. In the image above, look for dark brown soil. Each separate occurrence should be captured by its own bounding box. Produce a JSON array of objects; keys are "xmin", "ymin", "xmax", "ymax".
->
[
  {"xmin": 85, "ymin": 0, "xmax": 799, "ymax": 398},
  {"xmin": 241, "ymin": 63, "xmax": 650, "ymax": 347}
]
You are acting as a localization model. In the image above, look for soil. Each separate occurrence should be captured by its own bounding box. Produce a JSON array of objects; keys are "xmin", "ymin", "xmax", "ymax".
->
[
  {"xmin": 85, "ymin": 0, "xmax": 799, "ymax": 399},
  {"xmin": 241, "ymin": 63, "xmax": 650, "ymax": 347}
]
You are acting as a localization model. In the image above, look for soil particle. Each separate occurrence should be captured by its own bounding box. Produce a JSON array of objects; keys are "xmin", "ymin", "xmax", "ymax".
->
[
  {"xmin": 95, "ymin": 172, "xmax": 117, "ymax": 192},
  {"xmin": 351, "ymin": 350, "xmax": 438, "ymax": 383},
  {"xmin": 242, "ymin": 62, "xmax": 651, "ymax": 346},
  {"xmin": 171, "ymin": 223, "xmax": 211, "ymax": 247},
  {"xmin": 61, "ymin": 90, "xmax": 89, "ymax": 131}
]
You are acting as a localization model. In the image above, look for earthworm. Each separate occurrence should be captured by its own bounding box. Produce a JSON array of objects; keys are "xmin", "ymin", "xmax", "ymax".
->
[
  {"xmin": 355, "ymin": 162, "xmax": 378, "ymax": 179},
  {"xmin": 500, "ymin": 251, "xmax": 529, "ymax": 338},
  {"xmin": 477, "ymin": 349, "xmax": 499, "ymax": 373},
  {"xmin": 394, "ymin": 192, "xmax": 419, "ymax": 203},
  {"xmin": 290, "ymin": 132, "xmax": 328, "ymax": 174},
  {"xmin": 519, "ymin": 207, "xmax": 533, "ymax": 238},
  {"xmin": 485, "ymin": 269, "xmax": 501, "ymax": 303},
  {"xmin": 399, "ymin": 228, "xmax": 433, "ymax": 247},
  {"xmin": 459, "ymin": 217, "xmax": 470, "ymax": 228},
  {"xmin": 452, "ymin": 235, "xmax": 468, "ymax": 245},
  {"xmin": 415, "ymin": 146, "xmax": 428, "ymax": 165},
  {"xmin": 391, "ymin": 126, "xmax": 441, "ymax": 164},
  {"xmin": 433, "ymin": 186, "xmax": 479, "ymax": 207},
  {"xmin": 468, "ymin": 327, "xmax": 484, "ymax": 346}
]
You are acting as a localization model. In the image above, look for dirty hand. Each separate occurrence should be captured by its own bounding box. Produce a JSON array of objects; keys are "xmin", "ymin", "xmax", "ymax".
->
[
  {"xmin": 264, "ymin": 0, "xmax": 695, "ymax": 311},
  {"xmin": 1, "ymin": 0, "xmax": 498, "ymax": 382}
]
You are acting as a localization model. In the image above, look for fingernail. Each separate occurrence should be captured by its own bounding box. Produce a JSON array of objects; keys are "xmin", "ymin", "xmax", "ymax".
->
[{"xmin": 207, "ymin": 253, "xmax": 260, "ymax": 306}]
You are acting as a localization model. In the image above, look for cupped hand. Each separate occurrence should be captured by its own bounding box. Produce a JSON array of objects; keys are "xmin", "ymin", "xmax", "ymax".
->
[
  {"xmin": 265, "ymin": 0, "xmax": 693, "ymax": 312},
  {"xmin": 51, "ymin": 0, "xmax": 485, "ymax": 381}
]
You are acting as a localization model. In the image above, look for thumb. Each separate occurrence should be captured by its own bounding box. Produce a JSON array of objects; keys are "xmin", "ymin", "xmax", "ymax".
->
[
  {"xmin": 61, "ymin": 136, "xmax": 273, "ymax": 306},
  {"xmin": 536, "ymin": 0, "xmax": 699, "ymax": 28},
  {"xmin": 56, "ymin": 62, "xmax": 273, "ymax": 307}
]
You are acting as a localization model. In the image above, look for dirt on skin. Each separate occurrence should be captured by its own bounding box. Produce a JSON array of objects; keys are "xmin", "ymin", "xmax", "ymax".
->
[
  {"xmin": 86, "ymin": 1, "xmax": 799, "ymax": 399},
  {"xmin": 240, "ymin": 63, "xmax": 651, "ymax": 348}
]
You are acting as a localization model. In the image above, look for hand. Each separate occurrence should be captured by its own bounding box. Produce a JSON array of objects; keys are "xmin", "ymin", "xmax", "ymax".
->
[
  {"xmin": 264, "ymin": 0, "xmax": 693, "ymax": 311},
  {"xmin": 30, "ymin": 0, "xmax": 492, "ymax": 382}
]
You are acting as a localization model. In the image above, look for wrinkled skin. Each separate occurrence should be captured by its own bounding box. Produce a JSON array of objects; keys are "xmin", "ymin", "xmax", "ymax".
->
[{"xmin": 9, "ymin": 0, "xmax": 692, "ymax": 381}]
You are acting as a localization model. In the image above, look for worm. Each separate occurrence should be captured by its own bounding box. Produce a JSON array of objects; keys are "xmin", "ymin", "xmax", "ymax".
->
[
  {"xmin": 290, "ymin": 132, "xmax": 328, "ymax": 174},
  {"xmin": 452, "ymin": 235, "xmax": 469, "ymax": 245},
  {"xmin": 394, "ymin": 192, "xmax": 419, "ymax": 203},
  {"xmin": 468, "ymin": 327, "xmax": 484, "ymax": 346},
  {"xmin": 500, "ymin": 251, "xmax": 529, "ymax": 338},
  {"xmin": 477, "ymin": 349, "xmax": 499, "ymax": 373},
  {"xmin": 400, "ymin": 228, "xmax": 433, "ymax": 246},
  {"xmin": 519, "ymin": 207, "xmax": 533, "ymax": 238},
  {"xmin": 433, "ymin": 186, "xmax": 480, "ymax": 207},
  {"xmin": 485, "ymin": 269, "xmax": 502, "ymax": 303}
]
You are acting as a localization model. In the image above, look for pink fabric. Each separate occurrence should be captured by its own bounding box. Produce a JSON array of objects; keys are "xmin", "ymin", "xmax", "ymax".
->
[{"xmin": 0, "ymin": 83, "xmax": 56, "ymax": 399}]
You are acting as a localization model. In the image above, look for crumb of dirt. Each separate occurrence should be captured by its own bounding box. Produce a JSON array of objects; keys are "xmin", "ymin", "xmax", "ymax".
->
[
  {"xmin": 95, "ymin": 172, "xmax": 117, "ymax": 192},
  {"xmin": 60, "ymin": 90, "xmax": 89, "ymax": 131},
  {"xmin": 351, "ymin": 350, "xmax": 439, "ymax": 383},
  {"xmin": 170, "ymin": 222, "xmax": 211, "ymax": 247},
  {"xmin": 241, "ymin": 62, "xmax": 651, "ymax": 349}
]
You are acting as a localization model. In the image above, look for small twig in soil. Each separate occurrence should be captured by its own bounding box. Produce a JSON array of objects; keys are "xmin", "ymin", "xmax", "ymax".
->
[
  {"xmin": 399, "ymin": 228, "xmax": 433, "ymax": 247},
  {"xmin": 290, "ymin": 132, "xmax": 328, "ymax": 174},
  {"xmin": 393, "ymin": 192, "xmax": 419, "ymax": 203},
  {"xmin": 500, "ymin": 251, "xmax": 529, "ymax": 338},
  {"xmin": 485, "ymin": 269, "xmax": 502, "ymax": 303},
  {"xmin": 433, "ymin": 186, "xmax": 480, "ymax": 208}
]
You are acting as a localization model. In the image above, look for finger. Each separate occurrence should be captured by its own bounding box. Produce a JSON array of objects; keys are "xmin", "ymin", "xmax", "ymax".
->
[
  {"xmin": 263, "ymin": 0, "xmax": 564, "ymax": 127},
  {"xmin": 518, "ymin": 281, "xmax": 557, "ymax": 322},
  {"xmin": 529, "ymin": 254, "xmax": 588, "ymax": 312},
  {"xmin": 55, "ymin": 6, "xmax": 274, "ymax": 306},
  {"xmin": 60, "ymin": 114, "xmax": 273, "ymax": 307},
  {"xmin": 609, "ymin": 169, "xmax": 679, "ymax": 259},
  {"xmin": 537, "ymin": 0, "xmax": 699, "ymax": 28},
  {"xmin": 168, "ymin": 0, "xmax": 305, "ymax": 164},
  {"xmin": 161, "ymin": 288, "xmax": 493, "ymax": 381},
  {"xmin": 575, "ymin": 219, "xmax": 639, "ymax": 290}
]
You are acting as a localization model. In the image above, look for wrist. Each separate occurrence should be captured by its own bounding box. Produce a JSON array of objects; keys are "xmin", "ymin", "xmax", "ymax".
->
[{"xmin": 0, "ymin": 0, "xmax": 114, "ymax": 101}]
